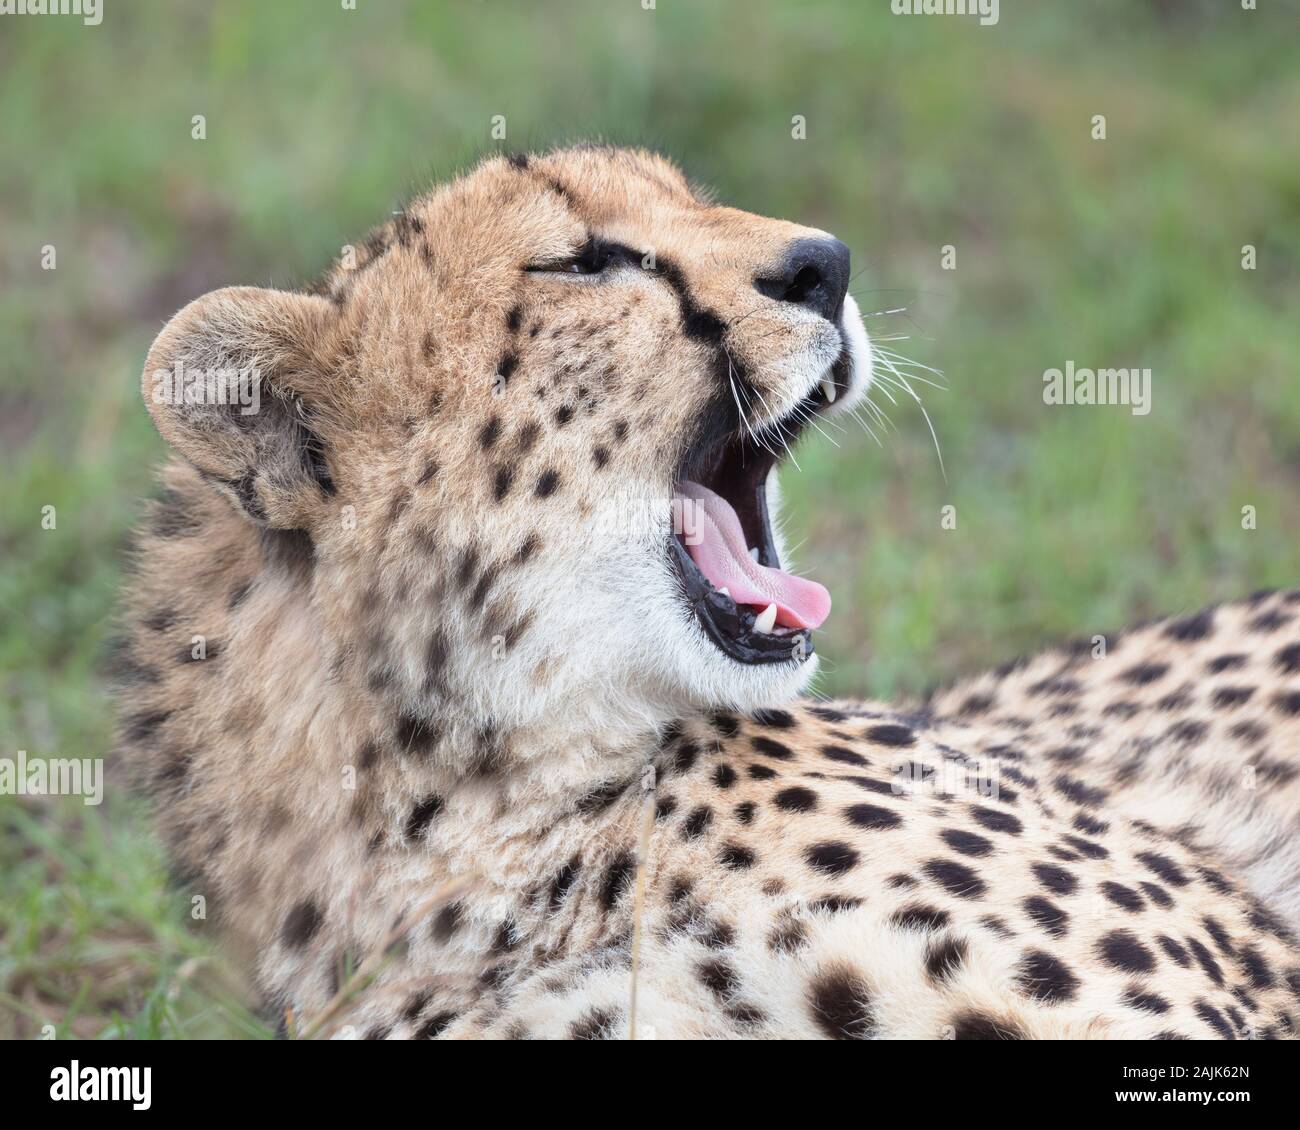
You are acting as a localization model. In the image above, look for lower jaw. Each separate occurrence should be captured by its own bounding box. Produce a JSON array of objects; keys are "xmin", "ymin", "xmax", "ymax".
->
[{"xmin": 669, "ymin": 536, "xmax": 813, "ymax": 666}]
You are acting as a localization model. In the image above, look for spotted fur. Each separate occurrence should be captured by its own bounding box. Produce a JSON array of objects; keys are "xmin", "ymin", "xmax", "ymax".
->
[{"xmin": 114, "ymin": 147, "xmax": 1299, "ymax": 1040}]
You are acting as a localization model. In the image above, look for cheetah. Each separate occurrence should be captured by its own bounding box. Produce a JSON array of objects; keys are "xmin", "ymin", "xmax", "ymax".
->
[{"xmin": 114, "ymin": 145, "xmax": 1300, "ymax": 1039}]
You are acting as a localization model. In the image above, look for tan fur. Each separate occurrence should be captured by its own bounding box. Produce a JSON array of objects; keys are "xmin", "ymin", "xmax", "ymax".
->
[{"xmin": 114, "ymin": 147, "xmax": 1299, "ymax": 1039}]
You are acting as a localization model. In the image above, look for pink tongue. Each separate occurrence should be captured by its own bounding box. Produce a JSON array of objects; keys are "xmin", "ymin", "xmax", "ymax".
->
[{"xmin": 677, "ymin": 480, "xmax": 831, "ymax": 630}]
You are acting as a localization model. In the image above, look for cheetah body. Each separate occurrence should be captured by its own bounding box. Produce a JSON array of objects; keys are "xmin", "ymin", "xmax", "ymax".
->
[{"xmin": 114, "ymin": 147, "xmax": 1300, "ymax": 1039}]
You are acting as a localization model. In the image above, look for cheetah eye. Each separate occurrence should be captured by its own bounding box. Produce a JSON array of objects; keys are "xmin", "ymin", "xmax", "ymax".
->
[{"xmin": 526, "ymin": 238, "xmax": 608, "ymax": 276}]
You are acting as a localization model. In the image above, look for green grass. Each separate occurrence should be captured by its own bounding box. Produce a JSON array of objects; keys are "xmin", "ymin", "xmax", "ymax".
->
[{"xmin": 2, "ymin": 0, "xmax": 1298, "ymax": 1038}]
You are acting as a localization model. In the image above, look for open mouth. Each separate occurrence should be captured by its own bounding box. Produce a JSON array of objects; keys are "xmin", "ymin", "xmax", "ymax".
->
[{"xmin": 669, "ymin": 353, "xmax": 849, "ymax": 665}]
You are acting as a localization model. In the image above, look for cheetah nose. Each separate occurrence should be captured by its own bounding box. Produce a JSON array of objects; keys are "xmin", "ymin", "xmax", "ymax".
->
[{"xmin": 755, "ymin": 237, "xmax": 851, "ymax": 323}]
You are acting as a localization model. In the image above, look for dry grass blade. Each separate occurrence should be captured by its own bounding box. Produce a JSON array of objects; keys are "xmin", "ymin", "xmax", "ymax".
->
[{"xmin": 627, "ymin": 764, "xmax": 658, "ymax": 1040}]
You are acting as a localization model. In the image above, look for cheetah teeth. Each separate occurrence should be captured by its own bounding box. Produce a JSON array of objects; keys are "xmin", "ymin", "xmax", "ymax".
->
[
  {"xmin": 753, "ymin": 603, "xmax": 778, "ymax": 633},
  {"xmin": 820, "ymin": 377, "xmax": 838, "ymax": 404},
  {"xmin": 749, "ymin": 546, "xmax": 760, "ymax": 561},
  {"xmin": 717, "ymin": 587, "xmax": 731, "ymax": 599}
]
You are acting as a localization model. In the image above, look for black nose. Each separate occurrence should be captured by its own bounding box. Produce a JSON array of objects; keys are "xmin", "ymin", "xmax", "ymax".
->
[{"xmin": 755, "ymin": 237, "xmax": 851, "ymax": 323}]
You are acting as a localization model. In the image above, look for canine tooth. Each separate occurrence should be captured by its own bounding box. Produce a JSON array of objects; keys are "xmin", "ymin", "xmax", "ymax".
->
[
  {"xmin": 717, "ymin": 587, "xmax": 731, "ymax": 598},
  {"xmin": 821, "ymin": 377, "xmax": 838, "ymax": 404},
  {"xmin": 749, "ymin": 547, "xmax": 760, "ymax": 562},
  {"xmin": 753, "ymin": 603, "xmax": 778, "ymax": 633}
]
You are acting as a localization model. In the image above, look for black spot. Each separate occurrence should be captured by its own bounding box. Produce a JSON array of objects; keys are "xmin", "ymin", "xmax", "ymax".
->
[
  {"xmin": 282, "ymin": 900, "xmax": 323, "ymax": 949},
  {"xmin": 940, "ymin": 828, "xmax": 993, "ymax": 857},
  {"xmin": 548, "ymin": 856, "xmax": 581, "ymax": 910},
  {"xmin": 592, "ymin": 446, "xmax": 609, "ymax": 469},
  {"xmin": 670, "ymin": 740, "xmax": 699, "ymax": 776},
  {"xmin": 821, "ymin": 744, "xmax": 868, "ymax": 767},
  {"xmin": 734, "ymin": 801, "xmax": 756, "ymax": 825},
  {"xmin": 768, "ymin": 915, "xmax": 809, "ymax": 955},
  {"xmin": 711, "ymin": 712, "xmax": 739, "ymax": 737},
  {"xmin": 752, "ymin": 736, "xmax": 793, "ymax": 760},
  {"xmin": 1061, "ymin": 834, "xmax": 1108, "ymax": 860},
  {"xmin": 227, "ymin": 581, "xmax": 253, "ymax": 611},
  {"xmin": 950, "ymin": 1012, "xmax": 1023, "ymax": 1040},
  {"xmin": 507, "ymin": 152, "xmax": 529, "ymax": 170},
  {"xmin": 774, "ymin": 787, "xmax": 818, "ymax": 812},
  {"xmin": 1053, "ymin": 774, "xmax": 1108, "ymax": 807},
  {"xmin": 1212, "ymin": 685, "xmax": 1255, "ymax": 708},
  {"xmin": 681, "ymin": 805, "xmax": 713, "ymax": 839},
  {"xmin": 1016, "ymin": 950, "xmax": 1080, "ymax": 1003},
  {"xmin": 844, "ymin": 803, "xmax": 902, "ymax": 831},
  {"xmin": 808, "ymin": 968, "xmax": 875, "ymax": 1039},
  {"xmin": 395, "ymin": 713, "xmax": 439, "ymax": 755},
  {"xmin": 719, "ymin": 843, "xmax": 755, "ymax": 870},
  {"xmin": 711, "ymin": 763, "xmax": 737, "ymax": 790},
  {"xmin": 405, "ymin": 794, "xmax": 444, "ymax": 841},
  {"xmin": 1164, "ymin": 609, "xmax": 1215, "ymax": 641},
  {"xmin": 554, "ymin": 404, "xmax": 574, "ymax": 427},
  {"xmin": 143, "ymin": 606, "xmax": 178, "ymax": 632},
  {"xmin": 570, "ymin": 1008, "xmax": 619, "ymax": 1040},
  {"xmin": 1167, "ymin": 719, "xmax": 1208, "ymax": 744},
  {"xmin": 751, "ymin": 708, "xmax": 796, "ymax": 728},
  {"xmin": 1098, "ymin": 929, "xmax": 1156, "ymax": 973},
  {"xmin": 806, "ymin": 841, "xmax": 859, "ymax": 876},
  {"xmin": 511, "ymin": 423, "xmax": 541, "ymax": 458},
  {"xmin": 1139, "ymin": 881, "xmax": 1173, "ymax": 908},
  {"xmin": 1122, "ymin": 986, "xmax": 1171, "ymax": 1014},
  {"xmin": 512, "ymin": 532, "xmax": 540, "ymax": 565},
  {"xmin": 1136, "ymin": 851, "xmax": 1189, "ymax": 887},
  {"xmin": 697, "ymin": 957, "xmax": 741, "ymax": 999},
  {"xmin": 414, "ymin": 1011, "xmax": 457, "ymax": 1039},
  {"xmin": 1023, "ymin": 896, "xmax": 1069, "ymax": 938},
  {"xmin": 1273, "ymin": 642, "xmax": 1300, "ymax": 674},
  {"xmin": 1157, "ymin": 934, "xmax": 1190, "ymax": 966},
  {"xmin": 125, "ymin": 710, "xmax": 172, "ymax": 742},
  {"xmin": 1207, "ymin": 653, "xmax": 1247, "ymax": 674},
  {"xmin": 1031, "ymin": 862, "xmax": 1077, "ymax": 895},
  {"xmin": 1185, "ymin": 936, "xmax": 1224, "ymax": 986},
  {"xmin": 534, "ymin": 468, "xmax": 560, "ymax": 497},
  {"xmin": 925, "ymin": 936, "xmax": 968, "ymax": 983},
  {"xmin": 479, "ymin": 417, "xmax": 502, "ymax": 449},
  {"xmin": 1272, "ymin": 690, "xmax": 1300, "ymax": 715},
  {"xmin": 1100, "ymin": 881, "xmax": 1145, "ymax": 912},
  {"xmin": 892, "ymin": 904, "xmax": 950, "ymax": 931},
  {"xmin": 971, "ymin": 806, "xmax": 1022, "ymax": 835},
  {"xmin": 655, "ymin": 795, "xmax": 678, "ymax": 820},
  {"xmin": 1072, "ymin": 813, "xmax": 1109, "ymax": 836},
  {"xmin": 1194, "ymin": 1000, "xmax": 1235, "ymax": 1039},
  {"xmin": 600, "ymin": 850, "xmax": 636, "ymax": 909},
  {"xmin": 924, "ymin": 858, "xmax": 986, "ymax": 898},
  {"xmin": 1121, "ymin": 662, "xmax": 1169, "ymax": 685},
  {"xmin": 747, "ymin": 763, "xmax": 777, "ymax": 780},
  {"xmin": 1202, "ymin": 916, "xmax": 1236, "ymax": 957},
  {"xmin": 1250, "ymin": 608, "xmax": 1292, "ymax": 632},
  {"xmin": 810, "ymin": 895, "xmax": 862, "ymax": 914},
  {"xmin": 865, "ymin": 723, "xmax": 915, "ymax": 747},
  {"xmin": 1239, "ymin": 945, "xmax": 1275, "ymax": 990},
  {"xmin": 431, "ymin": 900, "xmax": 463, "ymax": 943},
  {"xmin": 492, "ymin": 466, "xmax": 514, "ymax": 501}
]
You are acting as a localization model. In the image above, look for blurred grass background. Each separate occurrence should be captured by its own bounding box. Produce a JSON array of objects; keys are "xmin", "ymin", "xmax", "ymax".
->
[{"xmin": 2, "ymin": 0, "xmax": 1298, "ymax": 1038}]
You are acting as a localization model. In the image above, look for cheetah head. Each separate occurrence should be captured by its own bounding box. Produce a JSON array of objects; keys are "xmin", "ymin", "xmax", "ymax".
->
[{"xmin": 142, "ymin": 146, "xmax": 872, "ymax": 754}]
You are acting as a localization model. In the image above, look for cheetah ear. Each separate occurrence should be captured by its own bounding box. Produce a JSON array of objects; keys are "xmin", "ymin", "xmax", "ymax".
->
[{"xmin": 142, "ymin": 286, "xmax": 339, "ymax": 529}]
